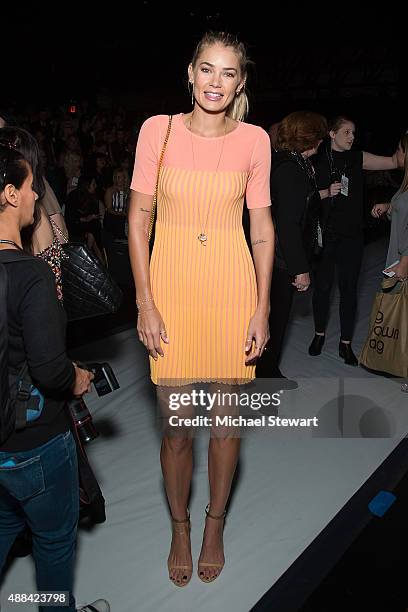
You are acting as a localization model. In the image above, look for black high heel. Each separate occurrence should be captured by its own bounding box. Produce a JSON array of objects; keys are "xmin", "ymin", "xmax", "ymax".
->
[{"xmin": 339, "ymin": 341, "xmax": 358, "ymax": 366}]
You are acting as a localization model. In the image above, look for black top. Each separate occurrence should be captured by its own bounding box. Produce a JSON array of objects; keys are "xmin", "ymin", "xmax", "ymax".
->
[
  {"xmin": 0, "ymin": 249, "xmax": 75, "ymax": 451},
  {"xmin": 314, "ymin": 147, "xmax": 364, "ymax": 237},
  {"xmin": 272, "ymin": 151, "xmax": 320, "ymax": 275}
]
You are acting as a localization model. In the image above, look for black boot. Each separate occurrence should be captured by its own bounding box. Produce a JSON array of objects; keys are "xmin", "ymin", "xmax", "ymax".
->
[
  {"xmin": 339, "ymin": 341, "xmax": 358, "ymax": 366},
  {"xmin": 308, "ymin": 333, "xmax": 325, "ymax": 356}
]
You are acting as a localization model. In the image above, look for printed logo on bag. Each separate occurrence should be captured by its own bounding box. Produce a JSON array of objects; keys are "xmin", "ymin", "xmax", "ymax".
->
[{"xmin": 369, "ymin": 311, "xmax": 399, "ymax": 354}]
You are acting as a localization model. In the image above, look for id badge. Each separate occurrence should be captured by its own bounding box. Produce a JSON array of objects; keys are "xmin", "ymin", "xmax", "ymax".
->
[{"xmin": 341, "ymin": 174, "xmax": 349, "ymax": 196}]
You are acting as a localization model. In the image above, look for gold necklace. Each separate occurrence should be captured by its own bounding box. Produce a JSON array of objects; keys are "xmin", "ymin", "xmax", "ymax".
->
[{"xmin": 189, "ymin": 115, "xmax": 227, "ymax": 245}]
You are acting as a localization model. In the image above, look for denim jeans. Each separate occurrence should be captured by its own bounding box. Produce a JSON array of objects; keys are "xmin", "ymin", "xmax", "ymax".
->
[{"xmin": 0, "ymin": 431, "xmax": 79, "ymax": 611}]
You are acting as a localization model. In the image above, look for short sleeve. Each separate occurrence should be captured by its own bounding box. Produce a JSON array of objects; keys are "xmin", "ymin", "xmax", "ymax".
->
[
  {"xmin": 130, "ymin": 116, "xmax": 166, "ymax": 195},
  {"xmin": 246, "ymin": 129, "xmax": 271, "ymax": 209}
]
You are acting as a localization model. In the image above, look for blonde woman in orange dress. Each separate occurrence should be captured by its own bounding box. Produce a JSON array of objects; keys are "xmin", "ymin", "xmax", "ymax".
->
[{"xmin": 128, "ymin": 31, "xmax": 274, "ymax": 587}]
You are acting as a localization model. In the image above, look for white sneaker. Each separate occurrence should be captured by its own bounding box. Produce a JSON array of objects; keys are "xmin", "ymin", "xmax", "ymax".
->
[{"xmin": 77, "ymin": 600, "xmax": 110, "ymax": 612}]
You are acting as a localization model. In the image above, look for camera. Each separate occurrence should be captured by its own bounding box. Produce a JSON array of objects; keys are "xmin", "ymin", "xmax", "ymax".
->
[
  {"xmin": 69, "ymin": 361, "xmax": 119, "ymax": 443},
  {"xmin": 82, "ymin": 362, "xmax": 120, "ymax": 397},
  {"xmin": 68, "ymin": 397, "xmax": 99, "ymax": 443}
]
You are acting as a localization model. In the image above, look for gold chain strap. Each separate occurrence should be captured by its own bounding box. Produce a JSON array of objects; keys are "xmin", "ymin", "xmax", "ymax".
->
[
  {"xmin": 50, "ymin": 217, "xmax": 69, "ymax": 243},
  {"xmin": 148, "ymin": 115, "xmax": 173, "ymax": 242}
]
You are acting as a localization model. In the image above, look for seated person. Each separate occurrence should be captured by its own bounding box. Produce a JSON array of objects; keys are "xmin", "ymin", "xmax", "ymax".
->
[
  {"xmin": 65, "ymin": 175, "xmax": 104, "ymax": 263},
  {"xmin": 103, "ymin": 168, "xmax": 129, "ymax": 240}
]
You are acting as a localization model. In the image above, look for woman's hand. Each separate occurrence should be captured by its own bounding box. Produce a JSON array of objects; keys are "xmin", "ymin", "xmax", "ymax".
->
[
  {"xmin": 384, "ymin": 259, "xmax": 408, "ymax": 281},
  {"xmin": 371, "ymin": 203, "xmax": 390, "ymax": 218},
  {"xmin": 319, "ymin": 183, "xmax": 341, "ymax": 199},
  {"xmin": 244, "ymin": 309, "xmax": 270, "ymax": 365},
  {"xmin": 137, "ymin": 306, "xmax": 169, "ymax": 360},
  {"xmin": 328, "ymin": 182, "xmax": 342, "ymax": 197},
  {"xmin": 292, "ymin": 272, "xmax": 310, "ymax": 292},
  {"xmin": 72, "ymin": 364, "xmax": 94, "ymax": 397}
]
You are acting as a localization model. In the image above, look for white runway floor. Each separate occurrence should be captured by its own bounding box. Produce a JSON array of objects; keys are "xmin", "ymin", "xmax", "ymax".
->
[{"xmin": 2, "ymin": 236, "xmax": 407, "ymax": 612}]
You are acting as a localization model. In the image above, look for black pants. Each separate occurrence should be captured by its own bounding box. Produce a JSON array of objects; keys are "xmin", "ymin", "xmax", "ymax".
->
[
  {"xmin": 312, "ymin": 234, "xmax": 364, "ymax": 340},
  {"xmin": 256, "ymin": 266, "xmax": 295, "ymax": 377}
]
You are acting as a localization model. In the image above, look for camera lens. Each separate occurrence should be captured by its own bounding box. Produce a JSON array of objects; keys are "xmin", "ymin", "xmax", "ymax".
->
[{"xmin": 68, "ymin": 398, "xmax": 99, "ymax": 443}]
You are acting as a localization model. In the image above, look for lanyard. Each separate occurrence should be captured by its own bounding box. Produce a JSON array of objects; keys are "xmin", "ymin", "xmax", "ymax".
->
[
  {"xmin": 0, "ymin": 239, "xmax": 23, "ymax": 250},
  {"xmin": 327, "ymin": 146, "xmax": 347, "ymax": 178}
]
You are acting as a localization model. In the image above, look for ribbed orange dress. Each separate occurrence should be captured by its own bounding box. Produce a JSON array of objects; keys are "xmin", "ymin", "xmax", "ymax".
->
[{"xmin": 131, "ymin": 113, "xmax": 271, "ymax": 386}]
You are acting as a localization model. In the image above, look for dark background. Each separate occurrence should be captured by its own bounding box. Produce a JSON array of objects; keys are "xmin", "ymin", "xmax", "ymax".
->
[{"xmin": 4, "ymin": 4, "xmax": 405, "ymax": 149}]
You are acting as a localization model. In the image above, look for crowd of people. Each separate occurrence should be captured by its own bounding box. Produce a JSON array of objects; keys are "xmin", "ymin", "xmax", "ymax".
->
[
  {"xmin": 1, "ymin": 28, "xmax": 407, "ymax": 609},
  {"xmin": 0, "ymin": 103, "xmax": 143, "ymax": 267}
]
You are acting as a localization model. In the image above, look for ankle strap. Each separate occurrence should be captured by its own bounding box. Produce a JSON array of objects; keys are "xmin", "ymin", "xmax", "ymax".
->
[{"xmin": 205, "ymin": 504, "xmax": 226, "ymax": 520}]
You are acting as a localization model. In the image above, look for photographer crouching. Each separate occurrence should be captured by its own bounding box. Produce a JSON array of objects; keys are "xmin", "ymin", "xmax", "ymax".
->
[{"xmin": 0, "ymin": 140, "xmax": 109, "ymax": 611}]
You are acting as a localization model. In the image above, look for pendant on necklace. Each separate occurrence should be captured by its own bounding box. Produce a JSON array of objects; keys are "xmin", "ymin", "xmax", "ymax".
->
[{"xmin": 198, "ymin": 233, "xmax": 207, "ymax": 245}]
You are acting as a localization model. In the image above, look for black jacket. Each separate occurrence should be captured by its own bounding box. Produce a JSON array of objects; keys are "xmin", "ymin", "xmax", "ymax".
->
[
  {"xmin": 0, "ymin": 250, "xmax": 75, "ymax": 451},
  {"xmin": 272, "ymin": 151, "xmax": 321, "ymax": 275}
]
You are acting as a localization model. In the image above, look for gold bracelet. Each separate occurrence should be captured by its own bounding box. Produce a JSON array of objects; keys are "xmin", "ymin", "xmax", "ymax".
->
[
  {"xmin": 137, "ymin": 304, "xmax": 156, "ymax": 314},
  {"xmin": 136, "ymin": 296, "xmax": 154, "ymax": 307}
]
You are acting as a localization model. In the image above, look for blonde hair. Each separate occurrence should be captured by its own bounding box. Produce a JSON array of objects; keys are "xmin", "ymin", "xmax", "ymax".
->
[
  {"xmin": 191, "ymin": 31, "xmax": 251, "ymax": 122},
  {"xmin": 113, "ymin": 167, "xmax": 129, "ymax": 187}
]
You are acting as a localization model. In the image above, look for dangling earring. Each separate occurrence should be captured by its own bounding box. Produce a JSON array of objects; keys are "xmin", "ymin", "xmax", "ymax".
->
[{"xmin": 190, "ymin": 81, "xmax": 194, "ymax": 106}]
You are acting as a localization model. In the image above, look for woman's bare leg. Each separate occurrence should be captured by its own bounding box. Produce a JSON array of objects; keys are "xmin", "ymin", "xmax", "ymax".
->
[
  {"xmin": 158, "ymin": 384, "xmax": 195, "ymax": 586},
  {"xmin": 198, "ymin": 383, "xmax": 241, "ymax": 581}
]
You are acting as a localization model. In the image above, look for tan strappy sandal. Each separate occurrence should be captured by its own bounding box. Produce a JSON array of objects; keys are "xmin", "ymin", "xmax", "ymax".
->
[
  {"xmin": 197, "ymin": 504, "xmax": 226, "ymax": 583},
  {"xmin": 167, "ymin": 509, "xmax": 193, "ymax": 587}
]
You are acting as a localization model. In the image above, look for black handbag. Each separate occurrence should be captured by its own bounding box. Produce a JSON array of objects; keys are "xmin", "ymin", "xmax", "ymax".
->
[{"xmin": 61, "ymin": 242, "xmax": 123, "ymax": 321}]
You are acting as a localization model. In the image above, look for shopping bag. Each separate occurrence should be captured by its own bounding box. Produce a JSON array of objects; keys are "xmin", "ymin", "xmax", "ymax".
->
[{"xmin": 359, "ymin": 278, "xmax": 408, "ymax": 377}]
